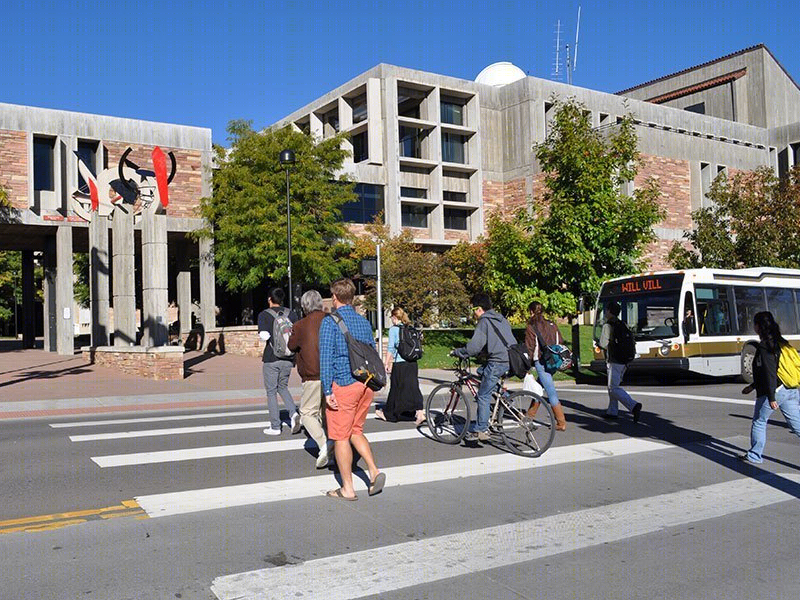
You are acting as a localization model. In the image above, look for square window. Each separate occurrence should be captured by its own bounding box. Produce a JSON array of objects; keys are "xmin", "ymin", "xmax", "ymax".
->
[{"xmin": 401, "ymin": 204, "xmax": 429, "ymax": 228}]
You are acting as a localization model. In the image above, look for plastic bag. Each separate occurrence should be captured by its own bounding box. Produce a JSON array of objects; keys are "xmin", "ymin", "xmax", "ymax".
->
[{"xmin": 523, "ymin": 372, "xmax": 544, "ymax": 396}]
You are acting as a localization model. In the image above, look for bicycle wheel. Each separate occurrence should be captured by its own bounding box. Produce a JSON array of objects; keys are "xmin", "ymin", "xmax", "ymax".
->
[
  {"xmin": 426, "ymin": 383, "xmax": 472, "ymax": 444},
  {"xmin": 498, "ymin": 391, "xmax": 555, "ymax": 457}
]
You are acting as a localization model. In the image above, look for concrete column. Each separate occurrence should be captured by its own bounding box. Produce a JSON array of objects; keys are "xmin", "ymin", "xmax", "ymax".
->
[
  {"xmin": 383, "ymin": 77, "xmax": 401, "ymax": 235},
  {"xmin": 309, "ymin": 112, "xmax": 323, "ymax": 140},
  {"xmin": 21, "ymin": 250, "xmax": 36, "ymax": 349},
  {"xmin": 367, "ymin": 77, "xmax": 384, "ymax": 165},
  {"xmin": 199, "ymin": 236, "xmax": 216, "ymax": 330},
  {"xmin": 43, "ymin": 237, "xmax": 57, "ymax": 352},
  {"xmin": 89, "ymin": 216, "xmax": 110, "ymax": 346},
  {"xmin": 176, "ymin": 242, "xmax": 192, "ymax": 335},
  {"xmin": 55, "ymin": 225, "xmax": 75, "ymax": 355},
  {"xmin": 141, "ymin": 211, "xmax": 168, "ymax": 347},
  {"xmin": 112, "ymin": 207, "xmax": 136, "ymax": 346}
]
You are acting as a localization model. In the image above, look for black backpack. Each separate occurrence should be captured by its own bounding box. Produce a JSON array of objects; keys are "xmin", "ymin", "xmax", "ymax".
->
[
  {"xmin": 609, "ymin": 320, "xmax": 637, "ymax": 364},
  {"xmin": 328, "ymin": 311, "xmax": 387, "ymax": 391},
  {"xmin": 487, "ymin": 320, "xmax": 532, "ymax": 379},
  {"xmin": 397, "ymin": 324, "xmax": 423, "ymax": 362}
]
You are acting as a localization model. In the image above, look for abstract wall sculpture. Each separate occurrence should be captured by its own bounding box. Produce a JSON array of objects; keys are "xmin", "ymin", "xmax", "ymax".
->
[{"xmin": 71, "ymin": 147, "xmax": 175, "ymax": 348}]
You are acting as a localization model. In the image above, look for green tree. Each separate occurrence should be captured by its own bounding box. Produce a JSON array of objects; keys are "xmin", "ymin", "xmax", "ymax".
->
[
  {"xmin": 530, "ymin": 98, "xmax": 664, "ymax": 309},
  {"xmin": 353, "ymin": 221, "xmax": 469, "ymax": 326},
  {"xmin": 443, "ymin": 240, "xmax": 487, "ymax": 300},
  {"xmin": 668, "ymin": 166, "xmax": 800, "ymax": 269},
  {"xmin": 196, "ymin": 121, "xmax": 357, "ymax": 292}
]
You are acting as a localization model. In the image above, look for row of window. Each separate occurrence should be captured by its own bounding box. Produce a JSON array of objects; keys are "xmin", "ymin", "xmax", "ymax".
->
[
  {"xmin": 397, "ymin": 127, "xmax": 468, "ymax": 163},
  {"xmin": 695, "ymin": 285, "xmax": 800, "ymax": 336},
  {"xmin": 399, "ymin": 187, "xmax": 467, "ymax": 203},
  {"xmin": 340, "ymin": 183, "xmax": 471, "ymax": 230},
  {"xmin": 33, "ymin": 137, "xmax": 100, "ymax": 194}
]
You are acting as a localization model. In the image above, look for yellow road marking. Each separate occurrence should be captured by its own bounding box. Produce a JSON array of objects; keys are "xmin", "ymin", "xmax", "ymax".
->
[{"xmin": 0, "ymin": 501, "xmax": 147, "ymax": 535}]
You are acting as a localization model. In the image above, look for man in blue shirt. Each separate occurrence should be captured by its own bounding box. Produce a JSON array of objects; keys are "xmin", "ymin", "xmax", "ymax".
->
[{"xmin": 319, "ymin": 278, "xmax": 385, "ymax": 500}]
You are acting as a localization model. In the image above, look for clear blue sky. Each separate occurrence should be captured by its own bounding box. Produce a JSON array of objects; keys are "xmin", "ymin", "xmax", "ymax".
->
[{"xmin": 4, "ymin": 0, "xmax": 798, "ymax": 145}]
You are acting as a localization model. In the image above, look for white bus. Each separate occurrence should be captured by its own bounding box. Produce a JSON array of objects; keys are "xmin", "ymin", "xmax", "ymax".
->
[{"xmin": 590, "ymin": 267, "xmax": 800, "ymax": 381}]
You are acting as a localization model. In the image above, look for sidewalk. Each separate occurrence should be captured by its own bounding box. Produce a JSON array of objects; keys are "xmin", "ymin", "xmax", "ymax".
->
[{"xmin": 0, "ymin": 349, "xmax": 462, "ymax": 420}]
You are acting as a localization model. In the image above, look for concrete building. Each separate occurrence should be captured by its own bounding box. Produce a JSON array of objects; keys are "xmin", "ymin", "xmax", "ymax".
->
[
  {"xmin": 272, "ymin": 44, "xmax": 800, "ymax": 265},
  {"xmin": 0, "ymin": 103, "xmax": 215, "ymax": 355}
]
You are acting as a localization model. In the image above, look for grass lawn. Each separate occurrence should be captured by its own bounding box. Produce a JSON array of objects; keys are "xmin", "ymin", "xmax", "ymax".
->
[{"xmin": 417, "ymin": 325, "xmax": 599, "ymax": 382}]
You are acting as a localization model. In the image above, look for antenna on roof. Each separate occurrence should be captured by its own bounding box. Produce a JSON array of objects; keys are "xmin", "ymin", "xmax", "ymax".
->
[
  {"xmin": 551, "ymin": 20, "xmax": 562, "ymax": 80},
  {"xmin": 574, "ymin": 5, "xmax": 581, "ymax": 74}
]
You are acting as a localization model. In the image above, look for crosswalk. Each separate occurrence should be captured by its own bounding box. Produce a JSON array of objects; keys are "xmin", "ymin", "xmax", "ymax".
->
[{"xmin": 46, "ymin": 400, "xmax": 799, "ymax": 600}]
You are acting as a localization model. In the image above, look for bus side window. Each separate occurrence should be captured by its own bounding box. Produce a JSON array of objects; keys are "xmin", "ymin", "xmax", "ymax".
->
[{"xmin": 696, "ymin": 286, "xmax": 732, "ymax": 336}]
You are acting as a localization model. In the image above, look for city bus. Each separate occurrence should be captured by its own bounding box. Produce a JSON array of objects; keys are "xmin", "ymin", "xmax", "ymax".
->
[{"xmin": 590, "ymin": 268, "xmax": 800, "ymax": 381}]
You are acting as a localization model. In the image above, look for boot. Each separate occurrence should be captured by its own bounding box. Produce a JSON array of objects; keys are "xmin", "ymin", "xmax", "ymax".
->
[
  {"xmin": 552, "ymin": 403, "xmax": 567, "ymax": 431},
  {"xmin": 526, "ymin": 399, "xmax": 540, "ymax": 418}
]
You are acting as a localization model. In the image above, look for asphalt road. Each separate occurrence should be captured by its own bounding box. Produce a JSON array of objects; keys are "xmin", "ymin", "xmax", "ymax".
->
[{"xmin": 1, "ymin": 378, "xmax": 798, "ymax": 599}]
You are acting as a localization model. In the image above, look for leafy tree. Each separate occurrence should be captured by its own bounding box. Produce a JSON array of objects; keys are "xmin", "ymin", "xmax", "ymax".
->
[
  {"xmin": 0, "ymin": 251, "xmax": 21, "ymax": 326},
  {"xmin": 529, "ymin": 98, "xmax": 664, "ymax": 310},
  {"xmin": 74, "ymin": 253, "xmax": 90, "ymax": 307},
  {"xmin": 668, "ymin": 166, "xmax": 800, "ymax": 269},
  {"xmin": 353, "ymin": 221, "xmax": 469, "ymax": 326},
  {"xmin": 443, "ymin": 240, "xmax": 488, "ymax": 300},
  {"xmin": 195, "ymin": 121, "xmax": 357, "ymax": 292}
]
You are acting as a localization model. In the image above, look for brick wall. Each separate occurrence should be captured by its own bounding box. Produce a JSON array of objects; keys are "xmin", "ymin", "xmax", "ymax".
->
[
  {"xmin": 83, "ymin": 346, "xmax": 184, "ymax": 380},
  {"xmin": 636, "ymin": 155, "xmax": 693, "ymax": 230},
  {"xmin": 444, "ymin": 230, "xmax": 470, "ymax": 241},
  {"xmin": 183, "ymin": 326, "xmax": 262, "ymax": 357},
  {"xmin": 482, "ymin": 178, "xmax": 529, "ymax": 217},
  {"xmin": 0, "ymin": 130, "xmax": 28, "ymax": 210},
  {"xmin": 104, "ymin": 142, "xmax": 204, "ymax": 219}
]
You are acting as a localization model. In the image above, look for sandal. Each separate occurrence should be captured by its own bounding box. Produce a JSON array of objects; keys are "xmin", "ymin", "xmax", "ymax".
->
[
  {"xmin": 326, "ymin": 488, "xmax": 357, "ymax": 501},
  {"xmin": 368, "ymin": 472, "xmax": 386, "ymax": 496},
  {"xmin": 414, "ymin": 410, "xmax": 426, "ymax": 426}
]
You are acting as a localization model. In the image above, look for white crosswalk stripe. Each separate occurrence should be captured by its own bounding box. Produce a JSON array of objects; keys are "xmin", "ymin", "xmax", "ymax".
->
[
  {"xmin": 134, "ymin": 438, "xmax": 668, "ymax": 517},
  {"xmin": 210, "ymin": 472, "xmax": 800, "ymax": 600}
]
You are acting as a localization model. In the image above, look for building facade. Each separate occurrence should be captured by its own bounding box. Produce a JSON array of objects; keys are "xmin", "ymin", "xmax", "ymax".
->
[
  {"xmin": 273, "ymin": 45, "xmax": 800, "ymax": 265},
  {"xmin": 0, "ymin": 103, "xmax": 215, "ymax": 354}
]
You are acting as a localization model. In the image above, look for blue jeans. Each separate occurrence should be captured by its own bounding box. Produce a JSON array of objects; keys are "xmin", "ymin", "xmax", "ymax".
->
[
  {"xmin": 473, "ymin": 361, "xmax": 509, "ymax": 432},
  {"xmin": 606, "ymin": 362, "xmax": 637, "ymax": 415},
  {"xmin": 745, "ymin": 386, "xmax": 800, "ymax": 463},
  {"xmin": 534, "ymin": 360, "xmax": 560, "ymax": 407}
]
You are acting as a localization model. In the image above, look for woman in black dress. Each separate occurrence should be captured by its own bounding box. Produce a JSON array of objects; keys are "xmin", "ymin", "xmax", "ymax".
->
[{"xmin": 376, "ymin": 307, "xmax": 425, "ymax": 424}]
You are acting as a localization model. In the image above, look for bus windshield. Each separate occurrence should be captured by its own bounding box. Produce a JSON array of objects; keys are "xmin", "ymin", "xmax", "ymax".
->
[
  {"xmin": 595, "ymin": 292, "xmax": 680, "ymax": 340},
  {"xmin": 594, "ymin": 274, "xmax": 685, "ymax": 341}
]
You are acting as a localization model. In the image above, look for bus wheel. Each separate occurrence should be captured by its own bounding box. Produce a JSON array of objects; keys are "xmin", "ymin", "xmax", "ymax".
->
[{"xmin": 740, "ymin": 343, "xmax": 757, "ymax": 384}]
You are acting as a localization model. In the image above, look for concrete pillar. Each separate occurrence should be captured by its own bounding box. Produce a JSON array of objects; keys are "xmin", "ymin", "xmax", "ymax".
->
[
  {"xmin": 176, "ymin": 242, "xmax": 192, "ymax": 335},
  {"xmin": 55, "ymin": 225, "xmax": 75, "ymax": 355},
  {"xmin": 367, "ymin": 77, "xmax": 384, "ymax": 165},
  {"xmin": 383, "ymin": 77, "xmax": 401, "ymax": 235},
  {"xmin": 141, "ymin": 211, "xmax": 168, "ymax": 347},
  {"xmin": 309, "ymin": 112, "xmax": 323, "ymax": 140},
  {"xmin": 89, "ymin": 216, "xmax": 110, "ymax": 346},
  {"xmin": 22, "ymin": 250, "xmax": 36, "ymax": 349},
  {"xmin": 43, "ymin": 237, "xmax": 57, "ymax": 352},
  {"xmin": 199, "ymin": 236, "xmax": 216, "ymax": 330},
  {"xmin": 112, "ymin": 207, "xmax": 136, "ymax": 346}
]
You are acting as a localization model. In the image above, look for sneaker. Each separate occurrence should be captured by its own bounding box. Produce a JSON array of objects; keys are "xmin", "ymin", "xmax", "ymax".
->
[
  {"xmin": 477, "ymin": 430, "xmax": 491, "ymax": 442},
  {"xmin": 601, "ymin": 413, "xmax": 619, "ymax": 420},
  {"xmin": 632, "ymin": 403, "xmax": 642, "ymax": 424},
  {"xmin": 263, "ymin": 426, "xmax": 282, "ymax": 436},
  {"xmin": 315, "ymin": 447, "xmax": 329, "ymax": 469},
  {"xmin": 738, "ymin": 453, "xmax": 761, "ymax": 465},
  {"xmin": 290, "ymin": 412, "xmax": 301, "ymax": 434}
]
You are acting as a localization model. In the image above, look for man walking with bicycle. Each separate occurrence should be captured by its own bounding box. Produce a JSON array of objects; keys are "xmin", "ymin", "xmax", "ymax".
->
[{"xmin": 453, "ymin": 292, "xmax": 514, "ymax": 442}]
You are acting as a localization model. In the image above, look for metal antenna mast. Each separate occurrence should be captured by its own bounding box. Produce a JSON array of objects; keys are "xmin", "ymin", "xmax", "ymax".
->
[
  {"xmin": 573, "ymin": 5, "xmax": 581, "ymax": 78},
  {"xmin": 551, "ymin": 20, "xmax": 562, "ymax": 80}
]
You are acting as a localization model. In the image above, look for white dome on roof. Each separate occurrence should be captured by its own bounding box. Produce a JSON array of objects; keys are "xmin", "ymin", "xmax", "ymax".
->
[{"xmin": 475, "ymin": 62, "xmax": 526, "ymax": 87}]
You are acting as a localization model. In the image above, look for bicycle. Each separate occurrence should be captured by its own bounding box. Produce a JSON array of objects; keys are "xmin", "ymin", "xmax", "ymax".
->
[{"xmin": 425, "ymin": 355, "xmax": 556, "ymax": 457}]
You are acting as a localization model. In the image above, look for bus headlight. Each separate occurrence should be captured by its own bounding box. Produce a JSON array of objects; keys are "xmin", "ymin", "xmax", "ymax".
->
[{"xmin": 658, "ymin": 344, "xmax": 671, "ymax": 357}]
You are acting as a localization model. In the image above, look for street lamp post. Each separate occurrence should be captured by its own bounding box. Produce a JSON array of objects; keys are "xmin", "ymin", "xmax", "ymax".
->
[{"xmin": 279, "ymin": 149, "xmax": 296, "ymax": 311}]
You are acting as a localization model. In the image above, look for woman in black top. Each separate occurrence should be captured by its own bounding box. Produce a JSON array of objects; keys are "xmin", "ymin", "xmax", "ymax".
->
[{"xmin": 740, "ymin": 311, "xmax": 800, "ymax": 464}]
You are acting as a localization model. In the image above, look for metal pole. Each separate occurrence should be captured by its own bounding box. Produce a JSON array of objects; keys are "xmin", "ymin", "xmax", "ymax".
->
[
  {"xmin": 286, "ymin": 167, "xmax": 292, "ymax": 312},
  {"xmin": 376, "ymin": 243, "xmax": 383, "ymax": 357}
]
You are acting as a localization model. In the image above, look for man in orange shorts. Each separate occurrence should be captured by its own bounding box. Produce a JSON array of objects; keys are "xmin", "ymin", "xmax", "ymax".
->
[{"xmin": 319, "ymin": 278, "xmax": 385, "ymax": 501}]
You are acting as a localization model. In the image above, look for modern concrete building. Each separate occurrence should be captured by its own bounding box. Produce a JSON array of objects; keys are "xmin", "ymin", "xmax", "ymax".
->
[
  {"xmin": 272, "ymin": 44, "xmax": 799, "ymax": 265},
  {"xmin": 0, "ymin": 103, "xmax": 215, "ymax": 355}
]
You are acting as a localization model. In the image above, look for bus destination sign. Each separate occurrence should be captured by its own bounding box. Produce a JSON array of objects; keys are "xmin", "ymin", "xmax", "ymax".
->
[{"xmin": 601, "ymin": 273, "xmax": 684, "ymax": 297}]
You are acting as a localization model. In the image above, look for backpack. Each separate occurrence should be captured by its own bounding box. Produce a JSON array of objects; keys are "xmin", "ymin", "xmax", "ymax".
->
[
  {"xmin": 267, "ymin": 308, "xmax": 294, "ymax": 359},
  {"xmin": 777, "ymin": 344, "xmax": 800, "ymax": 389},
  {"xmin": 487, "ymin": 319, "xmax": 532, "ymax": 379},
  {"xmin": 328, "ymin": 311, "xmax": 387, "ymax": 391},
  {"xmin": 608, "ymin": 319, "xmax": 637, "ymax": 365},
  {"xmin": 397, "ymin": 324, "xmax": 423, "ymax": 362},
  {"xmin": 533, "ymin": 324, "xmax": 573, "ymax": 374}
]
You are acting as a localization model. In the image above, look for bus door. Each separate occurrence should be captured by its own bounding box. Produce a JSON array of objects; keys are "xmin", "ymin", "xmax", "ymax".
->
[{"xmin": 694, "ymin": 285, "xmax": 735, "ymax": 374}]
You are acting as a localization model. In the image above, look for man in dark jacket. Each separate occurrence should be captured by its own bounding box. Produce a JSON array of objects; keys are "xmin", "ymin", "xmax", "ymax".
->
[
  {"xmin": 287, "ymin": 290, "xmax": 329, "ymax": 468},
  {"xmin": 258, "ymin": 287, "xmax": 299, "ymax": 435},
  {"xmin": 454, "ymin": 292, "xmax": 514, "ymax": 441}
]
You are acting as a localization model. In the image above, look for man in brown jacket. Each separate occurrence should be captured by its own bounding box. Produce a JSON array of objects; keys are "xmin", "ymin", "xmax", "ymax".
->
[{"xmin": 287, "ymin": 290, "xmax": 330, "ymax": 468}]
